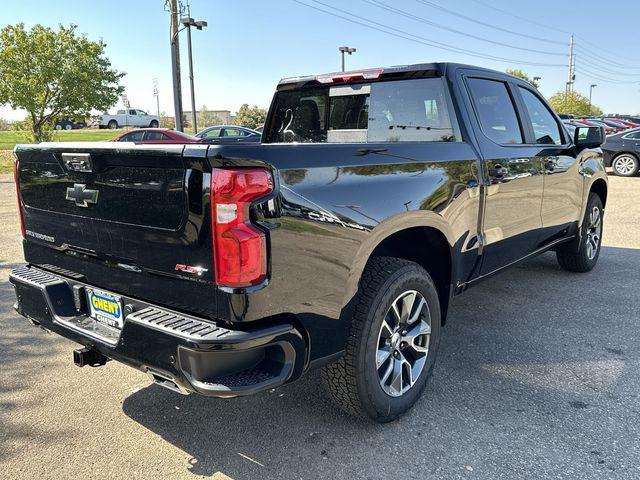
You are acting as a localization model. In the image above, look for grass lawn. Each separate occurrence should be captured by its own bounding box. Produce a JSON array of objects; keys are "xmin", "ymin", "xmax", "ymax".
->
[
  {"xmin": 0, "ymin": 150, "xmax": 13, "ymax": 174},
  {"xmin": 0, "ymin": 128, "xmax": 125, "ymax": 150}
]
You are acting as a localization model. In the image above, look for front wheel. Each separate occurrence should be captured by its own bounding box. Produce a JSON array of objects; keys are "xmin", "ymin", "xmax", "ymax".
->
[
  {"xmin": 149, "ymin": 120, "xmax": 159, "ymax": 128},
  {"xmin": 612, "ymin": 154, "xmax": 639, "ymax": 177},
  {"xmin": 556, "ymin": 192, "xmax": 603, "ymax": 272},
  {"xmin": 321, "ymin": 257, "xmax": 441, "ymax": 422}
]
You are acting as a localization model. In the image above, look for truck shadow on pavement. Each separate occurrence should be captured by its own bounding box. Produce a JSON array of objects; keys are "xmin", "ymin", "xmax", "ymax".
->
[{"xmin": 117, "ymin": 247, "xmax": 638, "ymax": 478}]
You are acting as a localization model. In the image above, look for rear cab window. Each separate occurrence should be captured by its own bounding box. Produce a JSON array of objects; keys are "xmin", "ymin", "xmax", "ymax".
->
[{"xmin": 264, "ymin": 77, "xmax": 460, "ymax": 144}]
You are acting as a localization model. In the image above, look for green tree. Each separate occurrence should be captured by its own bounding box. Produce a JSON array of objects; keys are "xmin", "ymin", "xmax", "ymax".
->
[
  {"xmin": 505, "ymin": 69, "xmax": 540, "ymax": 88},
  {"xmin": 0, "ymin": 23, "xmax": 124, "ymax": 142},
  {"xmin": 197, "ymin": 105, "xmax": 222, "ymax": 129},
  {"xmin": 234, "ymin": 104, "xmax": 267, "ymax": 130},
  {"xmin": 547, "ymin": 90, "xmax": 603, "ymax": 116}
]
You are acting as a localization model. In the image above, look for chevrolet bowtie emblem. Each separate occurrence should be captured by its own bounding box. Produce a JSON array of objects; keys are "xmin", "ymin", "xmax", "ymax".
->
[{"xmin": 66, "ymin": 184, "xmax": 99, "ymax": 207}]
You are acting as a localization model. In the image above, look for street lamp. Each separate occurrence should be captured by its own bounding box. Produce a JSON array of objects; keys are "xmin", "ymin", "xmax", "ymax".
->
[
  {"xmin": 181, "ymin": 12, "xmax": 207, "ymax": 134},
  {"xmin": 533, "ymin": 76, "xmax": 541, "ymax": 85},
  {"xmin": 339, "ymin": 46, "xmax": 356, "ymax": 72},
  {"xmin": 589, "ymin": 84, "xmax": 597, "ymax": 112}
]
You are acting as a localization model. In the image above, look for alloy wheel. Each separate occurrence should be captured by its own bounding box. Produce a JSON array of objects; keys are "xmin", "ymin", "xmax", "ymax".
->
[
  {"xmin": 613, "ymin": 155, "xmax": 637, "ymax": 176},
  {"xmin": 585, "ymin": 206, "xmax": 602, "ymax": 260},
  {"xmin": 376, "ymin": 290, "xmax": 431, "ymax": 397}
]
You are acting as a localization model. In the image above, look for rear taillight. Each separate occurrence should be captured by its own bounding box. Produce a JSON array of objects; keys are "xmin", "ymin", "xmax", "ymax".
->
[
  {"xmin": 211, "ymin": 168, "xmax": 273, "ymax": 288},
  {"xmin": 13, "ymin": 155, "xmax": 25, "ymax": 238}
]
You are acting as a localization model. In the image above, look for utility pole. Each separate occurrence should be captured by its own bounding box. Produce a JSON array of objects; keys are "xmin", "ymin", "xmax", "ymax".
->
[
  {"xmin": 589, "ymin": 84, "xmax": 597, "ymax": 112},
  {"xmin": 181, "ymin": 7, "xmax": 207, "ymax": 135},
  {"xmin": 339, "ymin": 46, "xmax": 356, "ymax": 72},
  {"xmin": 169, "ymin": 0, "xmax": 184, "ymax": 131},
  {"xmin": 567, "ymin": 34, "xmax": 575, "ymax": 94}
]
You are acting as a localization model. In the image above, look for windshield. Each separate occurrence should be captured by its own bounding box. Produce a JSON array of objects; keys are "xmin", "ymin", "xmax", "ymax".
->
[{"xmin": 264, "ymin": 78, "xmax": 458, "ymax": 144}]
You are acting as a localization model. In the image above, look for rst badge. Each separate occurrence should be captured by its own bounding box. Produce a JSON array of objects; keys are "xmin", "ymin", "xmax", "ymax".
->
[{"xmin": 175, "ymin": 264, "xmax": 209, "ymax": 276}]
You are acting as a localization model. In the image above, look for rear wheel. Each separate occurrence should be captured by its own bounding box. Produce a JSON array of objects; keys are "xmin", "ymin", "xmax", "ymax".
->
[
  {"xmin": 612, "ymin": 153, "xmax": 639, "ymax": 177},
  {"xmin": 64, "ymin": 124, "xmax": 72, "ymax": 131},
  {"xmin": 556, "ymin": 192, "xmax": 603, "ymax": 272},
  {"xmin": 321, "ymin": 257, "xmax": 441, "ymax": 422},
  {"xmin": 54, "ymin": 124, "xmax": 63, "ymax": 131},
  {"xmin": 108, "ymin": 120, "xmax": 118, "ymax": 130}
]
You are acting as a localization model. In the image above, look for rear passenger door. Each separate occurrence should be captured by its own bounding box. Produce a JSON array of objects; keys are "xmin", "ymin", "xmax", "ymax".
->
[
  {"xmin": 462, "ymin": 73, "xmax": 545, "ymax": 274},
  {"xmin": 514, "ymin": 86, "xmax": 581, "ymax": 246}
]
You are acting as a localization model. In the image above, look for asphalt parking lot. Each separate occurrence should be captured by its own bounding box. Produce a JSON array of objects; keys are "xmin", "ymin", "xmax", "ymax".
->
[{"xmin": 1, "ymin": 173, "xmax": 639, "ymax": 480}]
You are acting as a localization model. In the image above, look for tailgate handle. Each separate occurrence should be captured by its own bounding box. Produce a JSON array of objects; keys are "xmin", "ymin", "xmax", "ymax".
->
[{"xmin": 62, "ymin": 153, "xmax": 93, "ymax": 173}]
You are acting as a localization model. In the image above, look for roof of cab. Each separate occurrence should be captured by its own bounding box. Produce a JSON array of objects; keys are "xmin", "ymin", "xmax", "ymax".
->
[{"xmin": 277, "ymin": 62, "xmax": 534, "ymax": 90}]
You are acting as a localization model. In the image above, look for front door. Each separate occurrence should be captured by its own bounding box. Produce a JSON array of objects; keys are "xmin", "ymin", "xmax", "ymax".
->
[
  {"xmin": 515, "ymin": 86, "xmax": 582, "ymax": 246},
  {"xmin": 462, "ymin": 74, "xmax": 545, "ymax": 275}
]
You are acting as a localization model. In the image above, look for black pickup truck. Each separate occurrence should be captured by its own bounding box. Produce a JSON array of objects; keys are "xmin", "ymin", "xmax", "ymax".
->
[{"xmin": 11, "ymin": 63, "xmax": 607, "ymax": 422}]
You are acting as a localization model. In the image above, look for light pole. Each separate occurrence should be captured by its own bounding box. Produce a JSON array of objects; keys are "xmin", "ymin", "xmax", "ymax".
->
[
  {"xmin": 589, "ymin": 83, "xmax": 597, "ymax": 112},
  {"xmin": 533, "ymin": 76, "xmax": 541, "ymax": 86},
  {"xmin": 168, "ymin": 0, "xmax": 184, "ymax": 131},
  {"xmin": 339, "ymin": 46, "xmax": 356, "ymax": 72},
  {"xmin": 181, "ymin": 10, "xmax": 207, "ymax": 134},
  {"xmin": 152, "ymin": 77, "xmax": 160, "ymax": 121}
]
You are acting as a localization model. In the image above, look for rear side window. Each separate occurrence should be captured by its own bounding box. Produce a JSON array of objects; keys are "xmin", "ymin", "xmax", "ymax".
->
[
  {"xmin": 518, "ymin": 87, "xmax": 562, "ymax": 145},
  {"xmin": 623, "ymin": 130, "xmax": 640, "ymax": 140},
  {"xmin": 264, "ymin": 78, "xmax": 459, "ymax": 143},
  {"xmin": 467, "ymin": 78, "xmax": 523, "ymax": 144}
]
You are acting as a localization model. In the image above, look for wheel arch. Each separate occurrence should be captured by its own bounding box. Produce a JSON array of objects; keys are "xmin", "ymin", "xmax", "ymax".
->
[
  {"xmin": 346, "ymin": 213, "xmax": 455, "ymax": 325},
  {"xmin": 589, "ymin": 178, "xmax": 608, "ymax": 209}
]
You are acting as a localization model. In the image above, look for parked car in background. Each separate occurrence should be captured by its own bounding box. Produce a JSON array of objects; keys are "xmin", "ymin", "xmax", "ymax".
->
[
  {"xmin": 575, "ymin": 118, "xmax": 615, "ymax": 135},
  {"xmin": 113, "ymin": 128, "xmax": 203, "ymax": 143},
  {"xmin": 99, "ymin": 109, "xmax": 159, "ymax": 129},
  {"xmin": 593, "ymin": 118, "xmax": 626, "ymax": 133},
  {"xmin": 604, "ymin": 117, "xmax": 640, "ymax": 129},
  {"xmin": 602, "ymin": 128, "xmax": 640, "ymax": 176},
  {"xmin": 195, "ymin": 125, "xmax": 261, "ymax": 144},
  {"xmin": 55, "ymin": 117, "xmax": 87, "ymax": 131},
  {"xmin": 615, "ymin": 115, "xmax": 640, "ymax": 125}
]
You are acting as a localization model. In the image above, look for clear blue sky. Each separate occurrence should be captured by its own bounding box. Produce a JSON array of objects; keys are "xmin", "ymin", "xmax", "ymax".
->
[{"xmin": 2, "ymin": 0, "xmax": 640, "ymax": 120}]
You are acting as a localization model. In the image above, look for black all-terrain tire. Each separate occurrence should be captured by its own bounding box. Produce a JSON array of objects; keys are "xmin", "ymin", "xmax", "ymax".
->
[
  {"xmin": 556, "ymin": 192, "xmax": 604, "ymax": 272},
  {"xmin": 321, "ymin": 257, "xmax": 441, "ymax": 422},
  {"xmin": 108, "ymin": 120, "xmax": 118, "ymax": 130}
]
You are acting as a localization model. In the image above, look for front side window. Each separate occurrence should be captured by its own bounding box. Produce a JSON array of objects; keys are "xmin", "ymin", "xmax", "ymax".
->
[
  {"xmin": 119, "ymin": 130, "xmax": 145, "ymax": 142},
  {"xmin": 467, "ymin": 78, "xmax": 523, "ymax": 145},
  {"xmin": 202, "ymin": 128, "xmax": 221, "ymax": 138},
  {"xmin": 518, "ymin": 87, "xmax": 562, "ymax": 145}
]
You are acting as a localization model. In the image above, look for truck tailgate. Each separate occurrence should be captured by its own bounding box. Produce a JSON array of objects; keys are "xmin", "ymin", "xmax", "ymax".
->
[{"xmin": 14, "ymin": 142, "xmax": 217, "ymax": 318}]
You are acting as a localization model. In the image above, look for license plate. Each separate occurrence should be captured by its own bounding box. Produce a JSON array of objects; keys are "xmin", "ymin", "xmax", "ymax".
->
[{"xmin": 86, "ymin": 288, "xmax": 123, "ymax": 329}]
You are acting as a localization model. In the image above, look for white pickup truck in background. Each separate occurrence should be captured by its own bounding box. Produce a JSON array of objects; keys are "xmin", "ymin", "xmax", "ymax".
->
[{"xmin": 98, "ymin": 109, "xmax": 159, "ymax": 129}]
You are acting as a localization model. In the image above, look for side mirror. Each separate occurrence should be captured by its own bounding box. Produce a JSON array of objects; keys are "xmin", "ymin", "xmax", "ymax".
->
[{"xmin": 574, "ymin": 125, "xmax": 605, "ymax": 148}]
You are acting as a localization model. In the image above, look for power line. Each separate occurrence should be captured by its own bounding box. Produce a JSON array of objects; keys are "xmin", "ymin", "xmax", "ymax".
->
[
  {"xmin": 414, "ymin": 0, "xmax": 565, "ymax": 46},
  {"xmin": 574, "ymin": 45, "xmax": 640, "ymax": 71},
  {"xmin": 576, "ymin": 64, "xmax": 640, "ymax": 85},
  {"xmin": 293, "ymin": 0, "xmax": 565, "ymax": 67},
  {"xmin": 362, "ymin": 0, "xmax": 565, "ymax": 57},
  {"xmin": 467, "ymin": 0, "xmax": 640, "ymax": 66}
]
